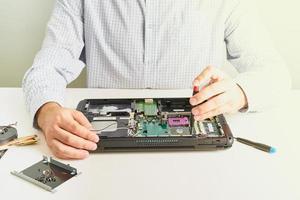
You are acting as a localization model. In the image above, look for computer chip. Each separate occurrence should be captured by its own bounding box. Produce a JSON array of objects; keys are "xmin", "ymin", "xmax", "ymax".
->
[{"xmin": 168, "ymin": 117, "xmax": 189, "ymax": 127}]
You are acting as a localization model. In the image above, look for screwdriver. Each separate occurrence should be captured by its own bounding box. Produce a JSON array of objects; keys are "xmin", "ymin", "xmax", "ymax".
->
[
  {"xmin": 235, "ymin": 137, "xmax": 276, "ymax": 154},
  {"xmin": 191, "ymin": 86, "xmax": 200, "ymax": 125},
  {"xmin": 193, "ymin": 85, "xmax": 199, "ymax": 96}
]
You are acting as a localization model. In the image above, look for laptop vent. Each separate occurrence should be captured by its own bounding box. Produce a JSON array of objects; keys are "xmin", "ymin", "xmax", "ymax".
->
[{"xmin": 135, "ymin": 139, "xmax": 179, "ymax": 146}]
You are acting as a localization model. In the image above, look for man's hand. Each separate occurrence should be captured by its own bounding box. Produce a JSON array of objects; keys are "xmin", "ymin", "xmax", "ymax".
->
[
  {"xmin": 37, "ymin": 102, "xmax": 99, "ymax": 159},
  {"xmin": 190, "ymin": 66, "xmax": 248, "ymax": 120}
]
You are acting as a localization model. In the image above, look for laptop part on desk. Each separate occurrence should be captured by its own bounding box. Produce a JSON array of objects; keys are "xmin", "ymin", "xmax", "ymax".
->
[
  {"xmin": 0, "ymin": 124, "xmax": 18, "ymax": 159},
  {"xmin": 11, "ymin": 156, "xmax": 79, "ymax": 192}
]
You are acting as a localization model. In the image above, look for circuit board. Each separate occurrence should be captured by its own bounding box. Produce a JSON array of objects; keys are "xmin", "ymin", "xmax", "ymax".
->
[{"xmin": 86, "ymin": 98, "xmax": 224, "ymax": 138}]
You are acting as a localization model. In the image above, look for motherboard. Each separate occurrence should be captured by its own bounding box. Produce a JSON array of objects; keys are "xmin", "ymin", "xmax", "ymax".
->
[{"xmin": 83, "ymin": 98, "xmax": 224, "ymax": 138}]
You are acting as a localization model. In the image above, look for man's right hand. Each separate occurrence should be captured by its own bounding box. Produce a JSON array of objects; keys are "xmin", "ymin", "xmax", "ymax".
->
[{"xmin": 36, "ymin": 102, "xmax": 99, "ymax": 159}]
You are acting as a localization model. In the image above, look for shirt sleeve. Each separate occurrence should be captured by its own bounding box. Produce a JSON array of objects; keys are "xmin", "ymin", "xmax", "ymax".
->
[
  {"xmin": 224, "ymin": 0, "xmax": 291, "ymax": 112},
  {"xmin": 22, "ymin": 0, "xmax": 85, "ymax": 122}
]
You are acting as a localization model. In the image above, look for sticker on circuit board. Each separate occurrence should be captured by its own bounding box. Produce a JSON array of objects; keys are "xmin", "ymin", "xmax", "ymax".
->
[{"xmin": 11, "ymin": 156, "xmax": 80, "ymax": 192}]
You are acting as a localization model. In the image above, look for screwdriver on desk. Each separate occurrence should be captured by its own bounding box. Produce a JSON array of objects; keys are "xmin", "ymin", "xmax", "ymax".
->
[{"xmin": 234, "ymin": 137, "xmax": 276, "ymax": 154}]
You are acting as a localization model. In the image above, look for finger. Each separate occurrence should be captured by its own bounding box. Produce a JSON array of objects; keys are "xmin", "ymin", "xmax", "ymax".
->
[
  {"xmin": 193, "ymin": 66, "xmax": 225, "ymax": 86},
  {"xmin": 72, "ymin": 110, "xmax": 92, "ymax": 129},
  {"xmin": 54, "ymin": 127, "xmax": 97, "ymax": 151},
  {"xmin": 190, "ymin": 79, "xmax": 233, "ymax": 106},
  {"xmin": 192, "ymin": 93, "xmax": 230, "ymax": 116},
  {"xmin": 51, "ymin": 139, "xmax": 89, "ymax": 159},
  {"xmin": 63, "ymin": 120, "xmax": 99, "ymax": 143},
  {"xmin": 194, "ymin": 104, "xmax": 231, "ymax": 121}
]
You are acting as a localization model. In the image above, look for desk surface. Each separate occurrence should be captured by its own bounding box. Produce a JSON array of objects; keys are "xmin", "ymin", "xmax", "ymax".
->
[{"xmin": 0, "ymin": 88, "xmax": 299, "ymax": 200}]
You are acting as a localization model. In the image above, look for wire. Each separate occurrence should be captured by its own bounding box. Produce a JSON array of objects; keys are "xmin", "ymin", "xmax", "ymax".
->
[
  {"xmin": 90, "ymin": 122, "xmax": 128, "ymax": 133},
  {"xmin": 92, "ymin": 123, "xmax": 117, "ymax": 132}
]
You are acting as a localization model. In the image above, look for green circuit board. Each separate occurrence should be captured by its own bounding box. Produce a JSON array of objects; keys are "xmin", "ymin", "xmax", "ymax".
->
[{"xmin": 137, "ymin": 118, "xmax": 169, "ymax": 136}]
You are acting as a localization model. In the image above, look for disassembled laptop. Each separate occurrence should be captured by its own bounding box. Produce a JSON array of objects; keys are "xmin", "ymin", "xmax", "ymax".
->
[{"xmin": 77, "ymin": 98, "xmax": 234, "ymax": 151}]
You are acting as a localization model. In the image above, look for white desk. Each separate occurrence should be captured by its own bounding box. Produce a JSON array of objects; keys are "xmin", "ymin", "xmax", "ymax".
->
[{"xmin": 0, "ymin": 88, "xmax": 299, "ymax": 200}]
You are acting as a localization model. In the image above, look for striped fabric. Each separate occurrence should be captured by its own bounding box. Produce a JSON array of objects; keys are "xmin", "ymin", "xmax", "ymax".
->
[{"xmin": 23, "ymin": 0, "xmax": 291, "ymax": 120}]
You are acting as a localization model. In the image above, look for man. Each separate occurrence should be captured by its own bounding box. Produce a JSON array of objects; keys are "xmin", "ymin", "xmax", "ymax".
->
[{"xmin": 23, "ymin": 0, "xmax": 290, "ymax": 159}]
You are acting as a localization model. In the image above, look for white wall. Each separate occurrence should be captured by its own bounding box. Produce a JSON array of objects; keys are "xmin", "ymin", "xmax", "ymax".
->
[
  {"xmin": 257, "ymin": 0, "xmax": 300, "ymax": 88},
  {"xmin": 0, "ymin": 0, "xmax": 299, "ymax": 88},
  {"xmin": 0, "ymin": 0, "xmax": 85, "ymax": 88}
]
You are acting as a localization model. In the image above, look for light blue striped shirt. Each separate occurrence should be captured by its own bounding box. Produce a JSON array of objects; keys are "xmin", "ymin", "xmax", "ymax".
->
[{"xmin": 23, "ymin": 0, "xmax": 291, "ymax": 119}]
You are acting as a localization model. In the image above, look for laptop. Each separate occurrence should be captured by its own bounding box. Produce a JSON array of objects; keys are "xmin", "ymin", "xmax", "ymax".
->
[{"xmin": 77, "ymin": 98, "xmax": 234, "ymax": 152}]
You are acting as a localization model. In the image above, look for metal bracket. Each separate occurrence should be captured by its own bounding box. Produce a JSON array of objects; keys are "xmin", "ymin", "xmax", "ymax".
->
[{"xmin": 11, "ymin": 156, "xmax": 79, "ymax": 192}]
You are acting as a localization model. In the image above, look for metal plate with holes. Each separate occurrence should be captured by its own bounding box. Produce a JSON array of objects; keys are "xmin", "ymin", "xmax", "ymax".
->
[{"xmin": 11, "ymin": 156, "xmax": 79, "ymax": 192}]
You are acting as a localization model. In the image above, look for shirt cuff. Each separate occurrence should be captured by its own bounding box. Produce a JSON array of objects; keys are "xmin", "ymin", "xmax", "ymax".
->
[
  {"xmin": 27, "ymin": 90, "xmax": 65, "ymax": 129},
  {"xmin": 234, "ymin": 73, "xmax": 262, "ymax": 113}
]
